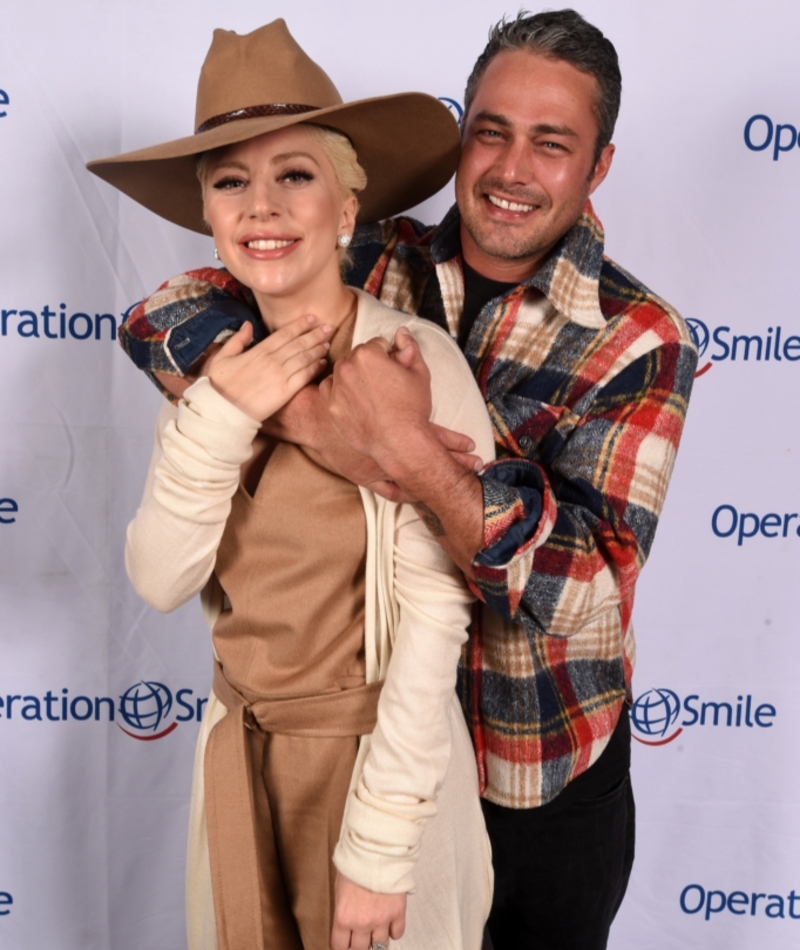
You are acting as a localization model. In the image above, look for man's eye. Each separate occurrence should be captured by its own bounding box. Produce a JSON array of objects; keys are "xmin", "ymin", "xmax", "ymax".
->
[{"xmin": 212, "ymin": 176, "xmax": 245, "ymax": 190}]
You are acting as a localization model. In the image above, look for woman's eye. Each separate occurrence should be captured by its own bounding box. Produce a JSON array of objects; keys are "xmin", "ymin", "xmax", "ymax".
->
[
  {"xmin": 280, "ymin": 168, "xmax": 314, "ymax": 184},
  {"xmin": 211, "ymin": 176, "xmax": 246, "ymax": 190}
]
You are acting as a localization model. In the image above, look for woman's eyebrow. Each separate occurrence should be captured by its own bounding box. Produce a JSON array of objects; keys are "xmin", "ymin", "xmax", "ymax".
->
[
  {"xmin": 271, "ymin": 150, "xmax": 321, "ymax": 167},
  {"xmin": 210, "ymin": 159, "xmax": 249, "ymax": 173}
]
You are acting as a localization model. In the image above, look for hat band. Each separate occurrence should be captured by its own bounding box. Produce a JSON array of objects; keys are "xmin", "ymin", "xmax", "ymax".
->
[{"xmin": 195, "ymin": 103, "xmax": 320, "ymax": 134}]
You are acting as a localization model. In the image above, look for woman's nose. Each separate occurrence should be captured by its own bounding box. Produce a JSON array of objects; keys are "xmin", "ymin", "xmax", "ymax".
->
[{"xmin": 248, "ymin": 180, "xmax": 280, "ymax": 219}]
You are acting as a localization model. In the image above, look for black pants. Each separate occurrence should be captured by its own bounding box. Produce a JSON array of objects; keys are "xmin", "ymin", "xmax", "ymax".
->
[{"xmin": 481, "ymin": 729, "xmax": 635, "ymax": 949}]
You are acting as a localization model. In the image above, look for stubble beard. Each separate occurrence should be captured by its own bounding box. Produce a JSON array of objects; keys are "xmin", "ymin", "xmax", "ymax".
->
[{"xmin": 459, "ymin": 178, "xmax": 558, "ymax": 263}]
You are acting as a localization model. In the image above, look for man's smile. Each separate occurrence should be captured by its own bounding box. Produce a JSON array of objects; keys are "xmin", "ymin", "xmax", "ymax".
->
[{"xmin": 486, "ymin": 194, "xmax": 537, "ymax": 213}]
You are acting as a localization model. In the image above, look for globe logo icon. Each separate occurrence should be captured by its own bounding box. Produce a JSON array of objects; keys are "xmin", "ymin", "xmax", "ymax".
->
[
  {"xmin": 438, "ymin": 97, "xmax": 464, "ymax": 124},
  {"xmin": 121, "ymin": 300, "xmax": 142, "ymax": 322},
  {"xmin": 119, "ymin": 681, "xmax": 174, "ymax": 737},
  {"xmin": 631, "ymin": 688, "xmax": 681, "ymax": 743},
  {"xmin": 685, "ymin": 318, "xmax": 710, "ymax": 358}
]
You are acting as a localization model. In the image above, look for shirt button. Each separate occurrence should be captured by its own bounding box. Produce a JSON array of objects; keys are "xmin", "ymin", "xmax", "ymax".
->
[{"xmin": 519, "ymin": 435, "xmax": 532, "ymax": 451}]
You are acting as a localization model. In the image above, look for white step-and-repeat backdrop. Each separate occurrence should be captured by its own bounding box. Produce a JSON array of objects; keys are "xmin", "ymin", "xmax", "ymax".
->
[{"xmin": 1, "ymin": 1, "xmax": 798, "ymax": 947}]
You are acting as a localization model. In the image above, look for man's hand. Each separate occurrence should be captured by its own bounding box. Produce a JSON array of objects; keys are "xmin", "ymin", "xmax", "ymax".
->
[
  {"xmin": 321, "ymin": 326, "xmax": 486, "ymax": 570},
  {"xmin": 330, "ymin": 872, "xmax": 406, "ymax": 950},
  {"xmin": 265, "ymin": 375, "xmax": 482, "ymax": 502},
  {"xmin": 321, "ymin": 327, "xmax": 432, "ymax": 464}
]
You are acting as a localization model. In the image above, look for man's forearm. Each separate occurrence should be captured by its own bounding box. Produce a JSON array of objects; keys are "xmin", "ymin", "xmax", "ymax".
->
[{"xmin": 372, "ymin": 424, "xmax": 484, "ymax": 574}]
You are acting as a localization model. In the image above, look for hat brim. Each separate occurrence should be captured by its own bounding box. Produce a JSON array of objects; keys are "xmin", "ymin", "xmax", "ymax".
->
[{"xmin": 87, "ymin": 93, "xmax": 460, "ymax": 232}]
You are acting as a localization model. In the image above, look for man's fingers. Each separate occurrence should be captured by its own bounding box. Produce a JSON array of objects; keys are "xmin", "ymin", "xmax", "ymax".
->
[
  {"xmin": 391, "ymin": 327, "xmax": 420, "ymax": 368},
  {"xmin": 451, "ymin": 451, "xmax": 484, "ymax": 473},
  {"xmin": 366, "ymin": 479, "xmax": 403, "ymax": 503},
  {"xmin": 431, "ymin": 422, "xmax": 476, "ymax": 453}
]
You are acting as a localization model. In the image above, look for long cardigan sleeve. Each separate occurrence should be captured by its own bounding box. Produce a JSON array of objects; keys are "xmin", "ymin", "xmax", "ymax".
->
[{"xmin": 332, "ymin": 292, "xmax": 496, "ymax": 893}]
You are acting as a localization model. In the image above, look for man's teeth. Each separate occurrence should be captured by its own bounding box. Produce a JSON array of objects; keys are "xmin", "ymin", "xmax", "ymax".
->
[
  {"xmin": 246, "ymin": 239, "xmax": 294, "ymax": 250},
  {"xmin": 487, "ymin": 195, "xmax": 535, "ymax": 212}
]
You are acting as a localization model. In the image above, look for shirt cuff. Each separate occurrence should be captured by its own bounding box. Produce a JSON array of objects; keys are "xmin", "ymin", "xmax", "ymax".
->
[{"xmin": 474, "ymin": 459, "xmax": 547, "ymax": 568}]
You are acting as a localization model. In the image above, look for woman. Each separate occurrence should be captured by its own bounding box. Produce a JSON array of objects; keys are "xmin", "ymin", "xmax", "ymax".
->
[{"xmin": 88, "ymin": 20, "xmax": 494, "ymax": 950}]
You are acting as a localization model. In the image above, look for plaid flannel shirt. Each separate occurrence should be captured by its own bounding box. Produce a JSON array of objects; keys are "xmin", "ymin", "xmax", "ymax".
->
[
  {"xmin": 347, "ymin": 202, "xmax": 697, "ymax": 806},
  {"xmin": 118, "ymin": 201, "xmax": 696, "ymax": 808}
]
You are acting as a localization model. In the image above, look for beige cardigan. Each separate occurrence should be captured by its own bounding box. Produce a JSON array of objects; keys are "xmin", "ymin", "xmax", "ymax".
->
[{"xmin": 126, "ymin": 290, "xmax": 496, "ymax": 949}]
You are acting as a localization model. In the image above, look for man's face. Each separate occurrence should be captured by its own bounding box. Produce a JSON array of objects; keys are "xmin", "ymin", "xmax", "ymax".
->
[{"xmin": 456, "ymin": 50, "xmax": 614, "ymax": 282}]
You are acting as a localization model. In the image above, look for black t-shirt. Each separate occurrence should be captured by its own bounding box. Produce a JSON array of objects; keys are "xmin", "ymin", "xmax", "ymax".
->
[{"xmin": 458, "ymin": 261, "xmax": 517, "ymax": 351}]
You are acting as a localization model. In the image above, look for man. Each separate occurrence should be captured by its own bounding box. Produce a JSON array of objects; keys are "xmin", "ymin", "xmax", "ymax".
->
[
  {"xmin": 122, "ymin": 11, "xmax": 697, "ymax": 947},
  {"xmin": 322, "ymin": 14, "xmax": 696, "ymax": 946}
]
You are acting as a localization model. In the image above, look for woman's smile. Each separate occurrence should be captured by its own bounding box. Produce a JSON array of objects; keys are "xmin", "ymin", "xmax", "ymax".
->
[{"xmin": 240, "ymin": 233, "xmax": 300, "ymax": 257}]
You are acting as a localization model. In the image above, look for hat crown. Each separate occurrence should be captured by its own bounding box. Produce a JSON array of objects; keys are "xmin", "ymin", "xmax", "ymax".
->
[{"xmin": 194, "ymin": 20, "xmax": 343, "ymax": 133}]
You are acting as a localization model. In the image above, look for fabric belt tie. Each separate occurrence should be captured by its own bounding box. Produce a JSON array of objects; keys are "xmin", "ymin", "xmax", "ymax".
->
[{"xmin": 204, "ymin": 660, "xmax": 383, "ymax": 950}]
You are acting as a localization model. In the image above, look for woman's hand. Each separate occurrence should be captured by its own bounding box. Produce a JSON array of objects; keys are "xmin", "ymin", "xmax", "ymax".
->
[
  {"xmin": 330, "ymin": 872, "xmax": 406, "ymax": 950},
  {"xmin": 204, "ymin": 315, "xmax": 333, "ymax": 421}
]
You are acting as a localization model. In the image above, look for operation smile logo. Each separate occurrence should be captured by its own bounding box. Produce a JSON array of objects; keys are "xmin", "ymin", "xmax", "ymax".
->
[
  {"xmin": 631, "ymin": 688, "xmax": 776, "ymax": 745},
  {"xmin": 0, "ymin": 680, "xmax": 206, "ymax": 741},
  {"xmin": 0, "ymin": 301, "xmax": 142, "ymax": 342},
  {"xmin": 744, "ymin": 114, "xmax": 800, "ymax": 161},
  {"xmin": 681, "ymin": 883, "xmax": 800, "ymax": 922},
  {"xmin": 686, "ymin": 317, "xmax": 800, "ymax": 378}
]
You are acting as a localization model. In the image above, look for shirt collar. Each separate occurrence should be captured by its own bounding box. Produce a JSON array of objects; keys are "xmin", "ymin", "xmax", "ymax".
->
[{"xmin": 430, "ymin": 199, "xmax": 607, "ymax": 329}]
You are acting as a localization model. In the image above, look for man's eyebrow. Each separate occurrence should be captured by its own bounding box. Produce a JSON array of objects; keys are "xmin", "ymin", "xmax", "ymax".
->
[
  {"xmin": 470, "ymin": 112, "xmax": 579, "ymax": 138},
  {"xmin": 532, "ymin": 123, "xmax": 579, "ymax": 138},
  {"xmin": 472, "ymin": 110, "xmax": 512, "ymax": 128}
]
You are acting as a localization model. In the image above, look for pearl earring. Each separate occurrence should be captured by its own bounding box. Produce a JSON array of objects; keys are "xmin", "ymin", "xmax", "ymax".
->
[
  {"xmin": 213, "ymin": 247, "xmax": 220, "ymax": 261},
  {"xmin": 337, "ymin": 234, "xmax": 351, "ymax": 248}
]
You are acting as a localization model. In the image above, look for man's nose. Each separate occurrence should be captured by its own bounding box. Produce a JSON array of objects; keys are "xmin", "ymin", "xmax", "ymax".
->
[{"xmin": 495, "ymin": 138, "xmax": 534, "ymax": 185}]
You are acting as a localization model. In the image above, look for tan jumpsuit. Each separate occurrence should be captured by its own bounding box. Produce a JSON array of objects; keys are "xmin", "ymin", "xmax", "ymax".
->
[{"xmin": 203, "ymin": 317, "xmax": 380, "ymax": 950}]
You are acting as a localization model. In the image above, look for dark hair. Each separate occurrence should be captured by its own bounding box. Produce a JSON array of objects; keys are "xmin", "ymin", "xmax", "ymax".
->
[{"xmin": 463, "ymin": 9, "xmax": 621, "ymax": 164}]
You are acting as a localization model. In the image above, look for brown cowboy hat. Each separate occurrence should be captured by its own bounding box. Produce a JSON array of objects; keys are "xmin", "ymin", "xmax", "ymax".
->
[{"xmin": 86, "ymin": 19, "xmax": 460, "ymax": 232}]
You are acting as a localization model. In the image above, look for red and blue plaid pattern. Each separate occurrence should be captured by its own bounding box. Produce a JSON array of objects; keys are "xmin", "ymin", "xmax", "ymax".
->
[{"xmin": 347, "ymin": 202, "xmax": 697, "ymax": 806}]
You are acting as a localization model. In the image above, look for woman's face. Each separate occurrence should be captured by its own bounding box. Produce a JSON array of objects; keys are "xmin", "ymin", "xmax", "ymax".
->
[{"xmin": 203, "ymin": 126, "xmax": 356, "ymax": 308}]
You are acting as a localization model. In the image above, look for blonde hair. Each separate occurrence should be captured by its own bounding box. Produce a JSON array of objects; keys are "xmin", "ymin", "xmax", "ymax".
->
[{"xmin": 305, "ymin": 125, "xmax": 367, "ymax": 201}]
